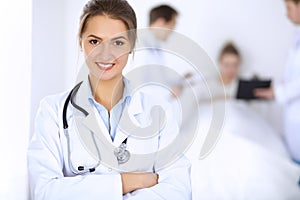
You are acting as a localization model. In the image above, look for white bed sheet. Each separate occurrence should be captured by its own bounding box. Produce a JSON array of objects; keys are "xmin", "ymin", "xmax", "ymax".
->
[{"xmin": 184, "ymin": 100, "xmax": 300, "ymax": 200}]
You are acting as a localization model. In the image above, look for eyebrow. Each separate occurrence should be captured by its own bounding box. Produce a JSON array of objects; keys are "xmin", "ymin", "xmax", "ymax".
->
[{"xmin": 87, "ymin": 34, "xmax": 128, "ymax": 41}]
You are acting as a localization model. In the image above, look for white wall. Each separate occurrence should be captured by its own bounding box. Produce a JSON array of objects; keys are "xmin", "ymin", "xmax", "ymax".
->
[
  {"xmin": 30, "ymin": 0, "xmax": 66, "ymax": 134},
  {"xmin": 0, "ymin": 0, "xmax": 32, "ymax": 199},
  {"xmin": 30, "ymin": 0, "xmax": 88, "ymax": 134}
]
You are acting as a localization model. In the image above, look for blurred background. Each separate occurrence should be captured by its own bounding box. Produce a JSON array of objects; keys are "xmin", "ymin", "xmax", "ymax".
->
[{"xmin": 0, "ymin": 0, "xmax": 298, "ymax": 199}]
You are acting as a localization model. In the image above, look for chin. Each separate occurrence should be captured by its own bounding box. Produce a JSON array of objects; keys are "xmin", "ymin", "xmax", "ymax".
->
[{"xmin": 99, "ymin": 73, "xmax": 123, "ymax": 82}]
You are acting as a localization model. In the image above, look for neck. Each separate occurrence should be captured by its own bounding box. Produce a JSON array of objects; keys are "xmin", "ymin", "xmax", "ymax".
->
[
  {"xmin": 89, "ymin": 75, "xmax": 124, "ymax": 111},
  {"xmin": 149, "ymin": 26, "xmax": 166, "ymax": 41}
]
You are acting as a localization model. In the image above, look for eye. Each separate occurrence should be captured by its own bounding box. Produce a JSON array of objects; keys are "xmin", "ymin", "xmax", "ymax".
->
[
  {"xmin": 89, "ymin": 39, "xmax": 100, "ymax": 45},
  {"xmin": 114, "ymin": 40, "xmax": 124, "ymax": 46}
]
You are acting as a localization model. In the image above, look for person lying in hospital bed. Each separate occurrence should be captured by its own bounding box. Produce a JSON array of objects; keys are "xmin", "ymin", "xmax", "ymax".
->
[{"xmin": 182, "ymin": 42, "xmax": 300, "ymax": 200}]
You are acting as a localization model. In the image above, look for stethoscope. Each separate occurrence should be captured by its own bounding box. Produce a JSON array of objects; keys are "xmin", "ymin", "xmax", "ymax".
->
[{"xmin": 62, "ymin": 81, "xmax": 130, "ymax": 174}]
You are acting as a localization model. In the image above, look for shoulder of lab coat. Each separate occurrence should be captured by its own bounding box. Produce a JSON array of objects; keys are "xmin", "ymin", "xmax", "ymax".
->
[
  {"xmin": 27, "ymin": 92, "xmax": 123, "ymax": 200},
  {"xmin": 274, "ymin": 47, "xmax": 300, "ymax": 104}
]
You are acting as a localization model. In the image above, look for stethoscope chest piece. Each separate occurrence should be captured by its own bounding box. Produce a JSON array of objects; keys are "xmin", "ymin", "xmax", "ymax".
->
[{"xmin": 114, "ymin": 143, "xmax": 130, "ymax": 164}]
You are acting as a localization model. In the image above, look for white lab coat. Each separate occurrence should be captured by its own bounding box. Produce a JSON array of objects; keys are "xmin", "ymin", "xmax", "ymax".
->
[
  {"xmin": 27, "ymin": 78, "xmax": 192, "ymax": 200},
  {"xmin": 274, "ymin": 31, "xmax": 300, "ymax": 162}
]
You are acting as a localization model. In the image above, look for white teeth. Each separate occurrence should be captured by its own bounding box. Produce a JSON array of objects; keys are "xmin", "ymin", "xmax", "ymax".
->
[{"xmin": 97, "ymin": 63, "xmax": 114, "ymax": 68}]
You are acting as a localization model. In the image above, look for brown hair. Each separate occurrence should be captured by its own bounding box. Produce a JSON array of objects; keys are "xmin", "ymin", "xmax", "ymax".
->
[
  {"xmin": 219, "ymin": 42, "xmax": 240, "ymax": 61},
  {"xmin": 78, "ymin": 0, "xmax": 137, "ymax": 49},
  {"xmin": 149, "ymin": 5, "xmax": 178, "ymax": 25},
  {"xmin": 285, "ymin": 0, "xmax": 300, "ymax": 4}
]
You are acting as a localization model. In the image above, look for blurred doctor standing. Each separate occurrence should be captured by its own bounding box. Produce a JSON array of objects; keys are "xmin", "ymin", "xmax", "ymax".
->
[
  {"xmin": 255, "ymin": 0, "xmax": 300, "ymax": 164},
  {"xmin": 133, "ymin": 4, "xmax": 178, "ymax": 76},
  {"xmin": 127, "ymin": 5, "xmax": 186, "ymax": 98}
]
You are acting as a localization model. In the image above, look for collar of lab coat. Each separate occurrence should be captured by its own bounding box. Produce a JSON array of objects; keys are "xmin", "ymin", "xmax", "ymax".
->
[{"xmin": 73, "ymin": 75, "xmax": 144, "ymax": 146}]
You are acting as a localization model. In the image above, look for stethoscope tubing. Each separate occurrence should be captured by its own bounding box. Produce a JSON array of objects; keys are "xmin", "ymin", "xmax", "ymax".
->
[{"xmin": 62, "ymin": 81, "xmax": 129, "ymax": 174}]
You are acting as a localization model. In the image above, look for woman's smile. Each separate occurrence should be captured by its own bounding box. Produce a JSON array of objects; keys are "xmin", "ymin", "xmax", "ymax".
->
[{"xmin": 96, "ymin": 62, "xmax": 116, "ymax": 71}]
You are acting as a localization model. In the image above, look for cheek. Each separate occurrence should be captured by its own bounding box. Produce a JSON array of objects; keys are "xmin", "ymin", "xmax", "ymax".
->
[
  {"xmin": 230, "ymin": 69, "xmax": 238, "ymax": 75},
  {"xmin": 83, "ymin": 45, "xmax": 94, "ymax": 60},
  {"xmin": 220, "ymin": 65, "xmax": 229, "ymax": 74},
  {"xmin": 115, "ymin": 54, "xmax": 129, "ymax": 68},
  {"xmin": 296, "ymin": 8, "xmax": 300, "ymax": 21},
  {"xmin": 288, "ymin": 7, "xmax": 298, "ymax": 21},
  {"xmin": 288, "ymin": 10, "xmax": 294, "ymax": 20},
  {"xmin": 84, "ymin": 48, "xmax": 98, "ymax": 66}
]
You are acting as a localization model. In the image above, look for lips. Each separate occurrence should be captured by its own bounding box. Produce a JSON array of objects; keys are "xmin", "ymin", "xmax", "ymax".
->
[{"xmin": 96, "ymin": 62, "xmax": 115, "ymax": 71}]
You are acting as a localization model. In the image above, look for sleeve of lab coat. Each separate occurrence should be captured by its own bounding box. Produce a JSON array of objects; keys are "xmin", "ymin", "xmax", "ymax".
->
[
  {"xmin": 274, "ymin": 79, "xmax": 300, "ymax": 104},
  {"xmin": 123, "ymin": 156, "xmax": 192, "ymax": 200},
  {"xmin": 27, "ymin": 97, "xmax": 123, "ymax": 200},
  {"xmin": 123, "ymin": 99, "xmax": 192, "ymax": 200},
  {"xmin": 274, "ymin": 47, "xmax": 300, "ymax": 104}
]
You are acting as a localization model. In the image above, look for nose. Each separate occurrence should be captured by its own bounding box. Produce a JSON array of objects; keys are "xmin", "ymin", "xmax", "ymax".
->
[{"xmin": 97, "ymin": 41, "xmax": 114, "ymax": 62}]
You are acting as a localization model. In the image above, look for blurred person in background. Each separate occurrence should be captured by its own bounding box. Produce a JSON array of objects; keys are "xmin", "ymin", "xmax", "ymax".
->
[
  {"xmin": 216, "ymin": 42, "xmax": 241, "ymax": 99},
  {"xmin": 135, "ymin": 4, "xmax": 178, "ymax": 66},
  {"xmin": 255, "ymin": 0, "xmax": 300, "ymax": 164},
  {"xmin": 128, "ymin": 5, "xmax": 189, "ymax": 99},
  {"xmin": 195, "ymin": 42, "xmax": 241, "ymax": 101}
]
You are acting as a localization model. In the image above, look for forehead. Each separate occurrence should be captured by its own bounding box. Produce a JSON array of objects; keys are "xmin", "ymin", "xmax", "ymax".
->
[
  {"xmin": 83, "ymin": 15, "xmax": 128, "ymax": 38},
  {"xmin": 221, "ymin": 53, "xmax": 240, "ymax": 61},
  {"xmin": 286, "ymin": 1, "xmax": 299, "ymax": 8}
]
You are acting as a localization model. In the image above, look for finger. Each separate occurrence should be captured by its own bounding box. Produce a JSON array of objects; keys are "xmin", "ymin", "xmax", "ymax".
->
[
  {"xmin": 253, "ymin": 90, "xmax": 261, "ymax": 96},
  {"xmin": 254, "ymin": 88, "xmax": 265, "ymax": 93}
]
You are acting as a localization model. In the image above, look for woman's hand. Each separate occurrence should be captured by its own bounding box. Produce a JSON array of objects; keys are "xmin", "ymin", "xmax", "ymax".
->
[
  {"xmin": 254, "ymin": 88, "xmax": 275, "ymax": 99},
  {"xmin": 121, "ymin": 172, "xmax": 159, "ymax": 195}
]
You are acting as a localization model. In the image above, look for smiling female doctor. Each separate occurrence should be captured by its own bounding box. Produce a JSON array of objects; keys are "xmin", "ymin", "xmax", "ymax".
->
[{"xmin": 27, "ymin": 0, "xmax": 191, "ymax": 199}]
